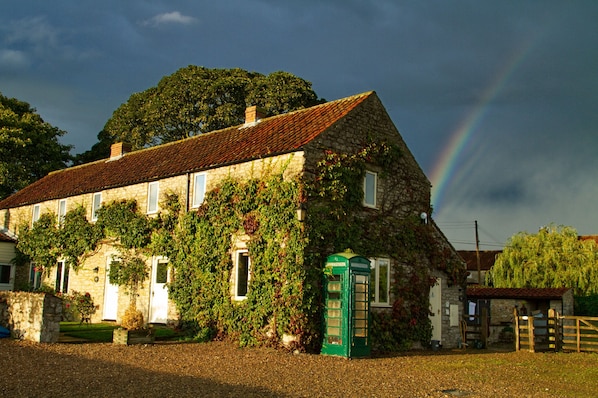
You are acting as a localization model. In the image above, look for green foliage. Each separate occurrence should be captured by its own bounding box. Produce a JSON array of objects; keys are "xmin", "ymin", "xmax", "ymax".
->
[
  {"xmin": 487, "ymin": 224, "xmax": 598, "ymax": 295},
  {"xmin": 574, "ymin": 295, "xmax": 598, "ymax": 316},
  {"xmin": 17, "ymin": 213, "xmax": 61, "ymax": 271},
  {"xmin": 305, "ymin": 141, "xmax": 464, "ymax": 350},
  {"xmin": 166, "ymin": 174, "xmax": 311, "ymax": 349},
  {"xmin": 60, "ymin": 206, "xmax": 103, "ymax": 269},
  {"xmin": 75, "ymin": 67, "xmax": 323, "ymax": 163},
  {"xmin": 0, "ymin": 92, "xmax": 72, "ymax": 199},
  {"xmin": 61, "ymin": 290, "xmax": 97, "ymax": 322}
]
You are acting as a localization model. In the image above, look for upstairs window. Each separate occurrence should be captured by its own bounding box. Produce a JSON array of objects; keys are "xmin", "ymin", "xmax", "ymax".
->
[
  {"xmin": 91, "ymin": 192, "xmax": 102, "ymax": 221},
  {"xmin": 363, "ymin": 171, "xmax": 377, "ymax": 208},
  {"xmin": 234, "ymin": 250, "xmax": 251, "ymax": 300},
  {"xmin": 58, "ymin": 199, "xmax": 67, "ymax": 225},
  {"xmin": 32, "ymin": 204, "xmax": 40, "ymax": 225},
  {"xmin": 192, "ymin": 173, "xmax": 206, "ymax": 208},
  {"xmin": 370, "ymin": 257, "xmax": 390, "ymax": 306},
  {"xmin": 147, "ymin": 182, "xmax": 159, "ymax": 214}
]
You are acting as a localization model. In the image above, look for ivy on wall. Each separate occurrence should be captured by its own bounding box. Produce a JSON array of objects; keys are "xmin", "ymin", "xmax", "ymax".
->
[{"xmin": 16, "ymin": 138, "xmax": 466, "ymax": 352}]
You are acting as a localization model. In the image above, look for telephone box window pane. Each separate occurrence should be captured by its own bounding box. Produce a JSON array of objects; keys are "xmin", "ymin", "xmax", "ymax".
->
[{"xmin": 327, "ymin": 309, "xmax": 341, "ymax": 318}]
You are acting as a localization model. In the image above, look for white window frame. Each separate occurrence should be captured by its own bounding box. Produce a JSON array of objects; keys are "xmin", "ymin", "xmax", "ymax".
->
[
  {"xmin": 363, "ymin": 171, "xmax": 377, "ymax": 208},
  {"xmin": 192, "ymin": 173, "xmax": 207, "ymax": 208},
  {"xmin": 233, "ymin": 249, "xmax": 251, "ymax": 301},
  {"xmin": 32, "ymin": 204, "xmax": 41, "ymax": 225},
  {"xmin": 370, "ymin": 257, "xmax": 391, "ymax": 306},
  {"xmin": 147, "ymin": 181, "xmax": 159, "ymax": 214},
  {"xmin": 29, "ymin": 262, "xmax": 42, "ymax": 290},
  {"xmin": 92, "ymin": 192, "xmax": 102, "ymax": 221},
  {"xmin": 58, "ymin": 199, "xmax": 67, "ymax": 225},
  {"xmin": 55, "ymin": 259, "xmax": 69, "ymax": 294}
]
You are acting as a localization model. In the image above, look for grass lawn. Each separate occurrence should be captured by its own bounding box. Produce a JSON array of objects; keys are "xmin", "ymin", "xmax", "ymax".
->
[{"xmin": 60, "ymin": 322, "xmax": 184, "ymax": 342}]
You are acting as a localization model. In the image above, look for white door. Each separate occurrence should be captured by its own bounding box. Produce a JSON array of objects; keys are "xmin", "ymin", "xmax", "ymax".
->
[
  {"xmin": 103, "ymin": 257, "xmax": 119, "ymax": 321},
  {"xmin": 149, "ymin": 257, "xmax": 169, "ymax": 324},
  {"xmin": 429, "ymin": 278, "xmax": 442, "ymax": 342}
]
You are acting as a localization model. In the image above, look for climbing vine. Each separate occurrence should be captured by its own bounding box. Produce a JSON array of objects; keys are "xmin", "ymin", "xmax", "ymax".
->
[
  {"xmin": 17, "ymin": 137, "xmax": 466, "ymax": 352},
  {"xmin": 305, "ymin": 139, "xmax": 466, "ymax": 351}
]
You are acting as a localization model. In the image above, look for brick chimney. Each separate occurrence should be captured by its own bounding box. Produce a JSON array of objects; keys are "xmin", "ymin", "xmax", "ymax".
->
[
  {"xmin": 244, "ymin": 106, "xmax": 267, "ymax": 125},
  {"xmin": 109, "ymin": 142, "xmax": 132, "ymax": 160}
]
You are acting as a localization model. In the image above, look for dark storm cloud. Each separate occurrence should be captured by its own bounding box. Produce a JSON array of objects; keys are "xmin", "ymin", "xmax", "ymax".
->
[{"xmin": 1, "ymin": 0, "xmax": 597, "ymax": 249}]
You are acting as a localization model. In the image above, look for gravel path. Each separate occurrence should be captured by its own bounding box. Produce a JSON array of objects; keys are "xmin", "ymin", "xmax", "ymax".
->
[{"xmin": 1, "ymin": 339, "xmax": 596, "ymax": 397}]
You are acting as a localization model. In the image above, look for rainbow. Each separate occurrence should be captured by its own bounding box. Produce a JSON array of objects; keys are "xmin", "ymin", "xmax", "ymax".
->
[{"xmin": 430, "ymin": 35, "xmax": 540, "ymax": 213}]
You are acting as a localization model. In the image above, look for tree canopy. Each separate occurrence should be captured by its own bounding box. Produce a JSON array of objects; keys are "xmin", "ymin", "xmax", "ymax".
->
[
  {"xmin": 487, "ymin": 224, "xmax": 598, "ymax": 295},
  {"xmin": 74, "ymin": 67, "xmax": 323, "ymax": 163},
  {"xmin": 0, "ymin": 92, "xmax": 72, "ymax": 200}
]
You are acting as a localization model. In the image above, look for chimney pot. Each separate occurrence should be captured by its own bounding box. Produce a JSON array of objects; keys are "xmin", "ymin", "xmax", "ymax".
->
[
  {"xmin": 245, "ymin": 106, "xmax": 267, "ymax": 125},
  {"xmin": 110, "ymin": 142, "xmax": 132, "ymax": 160}
]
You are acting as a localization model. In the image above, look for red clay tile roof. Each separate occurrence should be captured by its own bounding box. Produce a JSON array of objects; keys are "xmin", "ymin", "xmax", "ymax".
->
[
  {"xmin": 0, "ymin": 92, "xmax": 373, "ymax": 209},
  {"xmin": 466, "ymin": 287, "xmax": 571, "ymax": 300},
  {"xmin": 458, "ymin": 250, "xmax": 502, "ymax": 271}
]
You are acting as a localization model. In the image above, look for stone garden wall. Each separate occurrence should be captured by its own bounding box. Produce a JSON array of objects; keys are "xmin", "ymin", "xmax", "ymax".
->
[{"xmin": 0, "ymin": 291, "xmax": 62, "ymax": 342}]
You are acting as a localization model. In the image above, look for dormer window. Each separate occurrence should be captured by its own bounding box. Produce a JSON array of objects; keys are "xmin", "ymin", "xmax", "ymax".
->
[{"xmin": 363, "ymin": 171, "xmax": 377, "ymax": 208}]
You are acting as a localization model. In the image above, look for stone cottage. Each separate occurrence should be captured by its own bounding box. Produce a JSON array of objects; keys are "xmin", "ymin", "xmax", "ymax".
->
[{"xmin": 0, "ymin": 91, "xmax": 465, "ymax": 350}]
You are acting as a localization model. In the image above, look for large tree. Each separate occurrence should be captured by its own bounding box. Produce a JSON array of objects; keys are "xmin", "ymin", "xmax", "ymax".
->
[
  {"xmin": 487, "ymin": 225, "xmax": 598, "ymax": 295},
  {"xmin": 74, "ymin": 67, "xmax": 323, "ymax": 163},
  {"xmin": 0, "ymin": 92, "xmax": 72, "ymax": 200}
]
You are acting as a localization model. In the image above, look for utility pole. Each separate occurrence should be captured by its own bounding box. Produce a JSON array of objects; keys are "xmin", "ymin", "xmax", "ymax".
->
[{"xmin": 475, "ymin": 220, "xmax": 481, "ymax": 285}]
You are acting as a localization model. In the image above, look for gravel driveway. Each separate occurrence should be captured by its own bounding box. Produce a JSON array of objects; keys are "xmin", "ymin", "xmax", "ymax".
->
[{"xmin": 1, "ymin": 339, "xmax": 596, "ymax": 397}]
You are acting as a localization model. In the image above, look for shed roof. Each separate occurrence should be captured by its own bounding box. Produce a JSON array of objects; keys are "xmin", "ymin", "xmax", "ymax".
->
[{"xmin": 0, "ymin": 92, "xmax": 373, "ymax": 209}]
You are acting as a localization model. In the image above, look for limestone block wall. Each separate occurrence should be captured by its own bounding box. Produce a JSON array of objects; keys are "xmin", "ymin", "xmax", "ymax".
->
[{"xmin": 0, "ymin": 291, "xmax": 62, "ymax": 342}]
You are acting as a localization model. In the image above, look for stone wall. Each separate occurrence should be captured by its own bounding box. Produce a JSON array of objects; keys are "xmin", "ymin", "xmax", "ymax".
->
[{"xmin": 0, "ymin": 291, "xmax": 62, "ymax": 342}]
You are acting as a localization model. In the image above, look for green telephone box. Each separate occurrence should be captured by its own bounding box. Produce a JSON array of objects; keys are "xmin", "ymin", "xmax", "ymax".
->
[{"xmin": 321, "ymin": 251, "xmax": 371, "ymax": 358}]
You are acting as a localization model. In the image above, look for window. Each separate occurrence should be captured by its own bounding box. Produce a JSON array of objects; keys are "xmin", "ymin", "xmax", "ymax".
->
[
  {"xmin": 147, "ymin": 182, "xmax": 159, "ymax": 213},
  {"xmin": 363, "ymin": 171, "xmax": 377, "ymax": 208},
  {"xmin": 192, "ymin": 173, "xmax": 206, "ymax": 208},
  {"xmin": 370, "ymin": 258, "xmax": 390, "ymax": 306},
  {"xmin": 58, "ymin": 199, "xmax": 67, "ymax": 225},
  {"xmin": 234, "ymin": 250, "xmax": 251, "ymax": 300},
  {"xmin": 92, "ymin": 192, "xmax": 102, "ymax": 221},
  {"xmin": 55, "ymin": 260, "xmax": 69, "ymax": 293},
  {"xmin": 0, "ymin": 264, "xmax": 12, "ymax": 285},
  {"xmin": 29, "ymin": 263, "xmax": 41, "ymax": 290},
  {"xmin": 32, "ymin": 204, "xmax": 41, "ymax": 224}
]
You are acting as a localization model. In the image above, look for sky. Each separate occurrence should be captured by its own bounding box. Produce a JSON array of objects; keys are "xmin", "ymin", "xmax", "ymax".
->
[{"xmin": 1, "ymin": 1, "xmax": 597, "ymax": 251}]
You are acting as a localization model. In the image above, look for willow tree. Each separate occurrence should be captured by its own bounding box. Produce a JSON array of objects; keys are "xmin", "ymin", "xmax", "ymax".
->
[{"xmin": 487, "ymin": 225, "xmax": 598, "ymax": 295}]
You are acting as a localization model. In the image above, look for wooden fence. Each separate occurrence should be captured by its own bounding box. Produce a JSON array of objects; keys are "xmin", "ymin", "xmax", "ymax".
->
[{"xmin": 514, "ymin": 308, "xmax": 598, "ymax": 353}]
